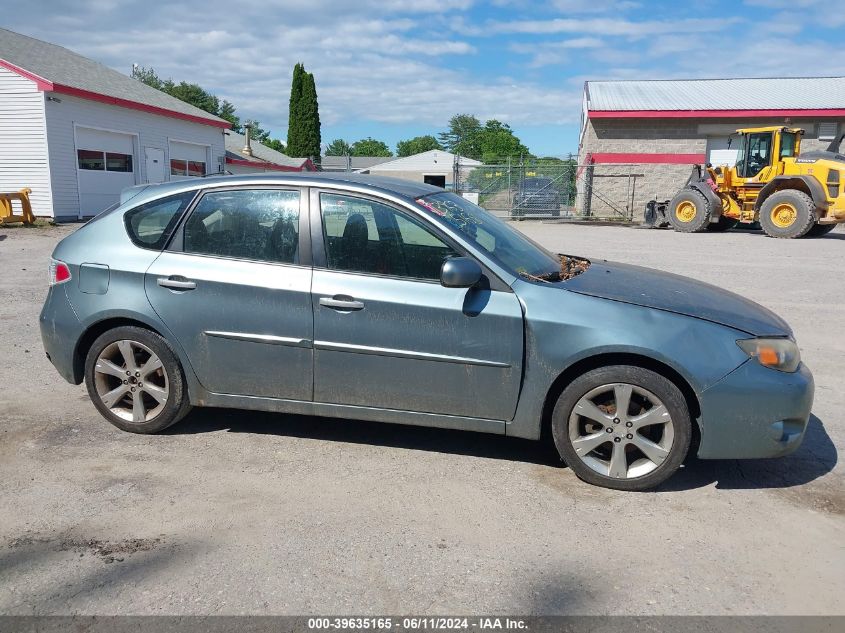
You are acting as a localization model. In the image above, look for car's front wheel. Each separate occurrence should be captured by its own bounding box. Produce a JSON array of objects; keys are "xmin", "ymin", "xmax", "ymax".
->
[
  {"xmin": 551, "ymin": 365, "xmax": 691, "ymax": 491},
  {"xmin": 84, "ymin": 325, "xmax": 191, "ymax": 433}
]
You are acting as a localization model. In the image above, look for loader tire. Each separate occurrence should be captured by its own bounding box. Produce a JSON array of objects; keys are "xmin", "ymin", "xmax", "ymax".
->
[
  {"xmin": 667, "ymin": 188, "xmax": 711, "ymax": 233},
  {"xmin": 759, "ymin": 190, "xmax": 816, "ymax": 239},
  {"xmin": 706, "ymin": 216, "xmax": 739, "ymax": 232},
  {"xmin": 804, "ymin": 223, "xmax": 837, "ymax": 238}
]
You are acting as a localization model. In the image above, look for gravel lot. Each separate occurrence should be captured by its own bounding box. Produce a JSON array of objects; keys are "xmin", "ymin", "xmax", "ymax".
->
[{"xmin": 0, "ymin": 221, "xmax": 843, "ymax": 615}]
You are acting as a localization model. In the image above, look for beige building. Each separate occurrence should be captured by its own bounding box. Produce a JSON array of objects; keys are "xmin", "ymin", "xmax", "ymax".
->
[
  {"xmin": 363, "ymin": 150, "xmax": 482, "ymax": 189},
  {"xmin": 577, "ymin": 77, "xmax": 845, "ymax": 218}
]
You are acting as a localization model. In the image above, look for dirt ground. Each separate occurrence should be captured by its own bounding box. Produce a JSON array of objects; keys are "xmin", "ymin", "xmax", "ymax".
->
[{"xmin": 0, "ymin": 221, "xmax": 843, "ymax": 615}]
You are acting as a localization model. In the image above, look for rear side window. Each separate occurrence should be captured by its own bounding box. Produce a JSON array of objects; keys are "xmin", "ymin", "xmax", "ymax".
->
[{"xmin": 124, "ymin": 191, "xmax": 196, "ymax": 250}]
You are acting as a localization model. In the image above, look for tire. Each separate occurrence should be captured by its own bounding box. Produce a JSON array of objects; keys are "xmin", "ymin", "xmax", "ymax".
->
[
  {"xmin": 804, "ymin": 223, "xmax": 837, "ymax": 238},
  {"xmin": 551, "ymin": 365, "xmax": 692, "ymax": 491},
  {"xmin": 667, "ymin": 188, "xmax": 711, "ymax": 233},
  {"xmin": 84, "ymin": 325, "xmax": 191, "ymax": 433},
  {"xmin": 759, "ymin": 190, "xmax": 816, "ymax": 239},
  {"xmin": 706, "ymin": 215, "xmax": 739, "ymax": 232}
]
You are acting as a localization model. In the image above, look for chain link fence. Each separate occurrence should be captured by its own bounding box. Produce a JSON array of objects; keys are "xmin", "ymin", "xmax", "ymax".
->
[{"xmin": 452, "ymin": 155, "xmax": 645, "ymax": 221}]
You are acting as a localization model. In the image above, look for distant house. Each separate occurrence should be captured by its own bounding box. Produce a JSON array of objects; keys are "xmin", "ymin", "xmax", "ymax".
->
[
  {"xmin": 0, "ymin": 27, "xmax": 234, "ymax": 220},
  {"xmin": 364, "ymin": 150, "xmax": 482, "ymax": 188},
  {"xmin": 319, "ymin": 156, "xmax": 391, "ymax": 172},
  {"xmin": 224, "ymin": 129, "xmax": 315, "ymax": 174}
]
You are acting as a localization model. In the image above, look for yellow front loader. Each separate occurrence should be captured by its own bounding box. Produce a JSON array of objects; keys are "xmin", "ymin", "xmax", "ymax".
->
[{"xmin": 651, "ymin": 126, "xmax": 845, "ymax": 238}]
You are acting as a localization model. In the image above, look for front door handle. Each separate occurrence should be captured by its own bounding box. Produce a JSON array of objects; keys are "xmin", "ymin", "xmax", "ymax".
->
[
  {"xmin": 319, "ymin": 296, "xmax": 364, "ymax": 311},
  {"xmin": 157, "ymin": 276, "xmax": 197, "ymax": 291}
]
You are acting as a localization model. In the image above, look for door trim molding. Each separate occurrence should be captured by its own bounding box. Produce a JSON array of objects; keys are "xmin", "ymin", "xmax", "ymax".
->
[
  {"xmin": 314, "ymin": 340, "xmax": 510, "ymax": 368},
  {"xmin": 204, "ymin": 330, "xmax": 312, "ymax": 348}
]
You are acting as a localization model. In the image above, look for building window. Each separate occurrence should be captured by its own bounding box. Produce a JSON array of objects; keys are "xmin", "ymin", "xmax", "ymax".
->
[
  {"xmin": 106, "ymin": 152, "xmax": 133, "ymax": 172},
  {"xmin": 77, "ymin": 149, "xmax": 105, "ymax": 170},
  {"xmin": 818, "ymin": 122, "xmax": 838, "ymax": 141},
  {"xmin": 188, "ymin": 160, "xmax": 206, "ymax": 177},
  {"xmin": 78, "ymin": 150, "xmax": 133, "ymax": 172},
  {"xmin": 170, "ymin": 159, "xmax": 206, "ymax": 177},
  {"xmin": 170, "ymin": 159, "xmax": 187, "ymax": 176}
]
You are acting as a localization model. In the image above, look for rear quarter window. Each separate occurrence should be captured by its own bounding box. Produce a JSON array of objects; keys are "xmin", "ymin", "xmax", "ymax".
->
[{"xmin": 124, "ymin": 191, "xmax": 197, "ymax": 250}]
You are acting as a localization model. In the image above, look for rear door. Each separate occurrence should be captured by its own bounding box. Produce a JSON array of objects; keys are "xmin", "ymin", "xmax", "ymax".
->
[
  {"xmin": 145, "ymin": 187, "xmax": 313, "ymax": 400},
  {"xmin": 310, "ymin": 190, "xmax": 523, "ymax": 421}
]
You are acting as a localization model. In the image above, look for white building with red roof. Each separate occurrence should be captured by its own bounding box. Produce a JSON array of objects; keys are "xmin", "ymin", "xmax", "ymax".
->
[{"xmin": 0, "ymin": 28, "xmax": 235, "ymax": 219}]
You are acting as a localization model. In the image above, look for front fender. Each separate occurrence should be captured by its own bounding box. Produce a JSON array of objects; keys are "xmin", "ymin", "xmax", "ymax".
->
[
  {"xmin": 756, "ymin": 176, "xmax": 829, "ymax": 211},
  {"xmin": 507, "ymin": 281, "xmax": 749, "ymax": 440}
]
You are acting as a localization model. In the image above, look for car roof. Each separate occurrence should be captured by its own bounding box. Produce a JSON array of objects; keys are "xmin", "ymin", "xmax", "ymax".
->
[{"xmin": 124, "ymin": 172, "xmax": 445, "ymax": 206}]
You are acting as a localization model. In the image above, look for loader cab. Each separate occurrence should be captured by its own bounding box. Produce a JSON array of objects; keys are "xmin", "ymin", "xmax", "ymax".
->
[
  {"xmin": 735, "ymin": 131, "xmax": 773, "ymax": 179},
  {"xmin": 734, "ymin": 127, "xmax": 803, "ymax": 180}
]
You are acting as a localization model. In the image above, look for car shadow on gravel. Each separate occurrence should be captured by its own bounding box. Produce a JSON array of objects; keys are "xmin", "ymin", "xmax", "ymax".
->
[
  {"xmin": 659, "ymin": 414, "xmax": 838, "ymax": 492},
  {"xmin": 168, "ymin": 409, "xmax": 837, "ymax": 493},
  {"xmin": 168, "ymin": 407, "xmax": 564, "ymax": 466}
]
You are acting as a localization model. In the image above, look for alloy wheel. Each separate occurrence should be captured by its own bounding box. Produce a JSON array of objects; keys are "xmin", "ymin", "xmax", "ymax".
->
[
  {"xmin": 568, "ymin": 383, "xmax": 674, "ymax": 479},
  {"xmin": 93, "ymin": 339, "xmax": 169, "ymax": 423}
]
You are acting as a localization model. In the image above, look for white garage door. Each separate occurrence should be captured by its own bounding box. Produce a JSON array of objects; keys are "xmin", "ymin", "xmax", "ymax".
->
[
  {"xmin": 169, "ymin": 141, "xmax": 209, "ymax": 180},
  {"xmin": 76, "ymin": 127, "xmax": 136, "ymax": 217},
  {"xmin": 706, "ymin": 137, "xmax": 739, "ymax": 168}
]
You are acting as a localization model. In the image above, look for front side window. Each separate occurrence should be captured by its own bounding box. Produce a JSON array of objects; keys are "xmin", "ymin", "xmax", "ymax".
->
[
  {"xmin": 321, "ymin": 193, "xmax": 456, "ymax": 280},
  {"xmin": 416, "ymin": 192, "xmax": 560, "ymax": 279},
  {"xmin": 736, "ymin": 132, "xmax": 773, "ymax": 178},
  {"xmin": 183, "ymin": 189, "xmax": 300, "ymax": 264},
  {"xmin": 124, "ymin": 191, "xmax": 196, "ymax": 250}
]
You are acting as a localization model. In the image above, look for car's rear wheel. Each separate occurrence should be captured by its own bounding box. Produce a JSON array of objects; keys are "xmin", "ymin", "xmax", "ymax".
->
[
  {"xmin": 85, "ymin": 326, "xmax": 191, "ymax": 433},
  {"xmin": 551, "ymin": 365, "xmax": 691, "ymax": 491}
]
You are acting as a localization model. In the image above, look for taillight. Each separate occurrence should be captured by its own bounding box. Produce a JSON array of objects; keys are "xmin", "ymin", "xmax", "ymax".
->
[{"xmin": 49, "ymin": 258, "xmax": 72, "ymax": 286}]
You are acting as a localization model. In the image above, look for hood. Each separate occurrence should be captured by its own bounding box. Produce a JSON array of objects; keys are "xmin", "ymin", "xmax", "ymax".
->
[{"xmin": 562, "ymin": 260, "xmax": 791, "ymax": 337}]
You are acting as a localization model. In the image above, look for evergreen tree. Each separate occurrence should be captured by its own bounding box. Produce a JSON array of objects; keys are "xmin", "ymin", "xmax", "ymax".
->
[
  {"xmin": 286, "ymin": 63, "xmax": 306, "ymax": 156},
  {"xmin": 300, "ymin": 71, "xmax": 322, "ymax": 162}
]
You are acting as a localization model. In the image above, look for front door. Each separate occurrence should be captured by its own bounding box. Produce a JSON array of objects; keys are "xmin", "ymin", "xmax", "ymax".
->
[
  {"xmin": 145, "ymin": 147, "xmax": 166, "ymax": 184},
  {"xmin": 311, "ymin": 191, "xmax": 523, "ymax": 421},
  {"xmin": 145, "ymin": 187, "xmax": 312, "ymax": 400}
]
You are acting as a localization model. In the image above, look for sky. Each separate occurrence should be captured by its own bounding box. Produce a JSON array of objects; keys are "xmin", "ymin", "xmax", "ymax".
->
[{"xmin": 5, "ymin": 0, "xmax": 845, "ymax": 156}]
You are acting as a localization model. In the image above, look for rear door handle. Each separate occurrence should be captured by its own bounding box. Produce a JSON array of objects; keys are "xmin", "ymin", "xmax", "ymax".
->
[
  {"xmin": 157, "ymin": 276, "xmax": 197, "ymax": 291},
  {"xmin": 319, "ymin": 296, "xmax": 364, "ymax": 311}
]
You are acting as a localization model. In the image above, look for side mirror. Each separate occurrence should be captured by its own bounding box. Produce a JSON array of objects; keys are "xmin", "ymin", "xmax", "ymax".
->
[{"xmin": 440, "ymin": 257, "xmax": 482, "ymax": 288}]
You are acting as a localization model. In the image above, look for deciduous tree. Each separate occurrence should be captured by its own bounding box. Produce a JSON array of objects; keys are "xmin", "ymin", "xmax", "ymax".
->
[
  {"xmin": 351, "ymin": 138, "xmax": 393, "ymax": 157},
  {"xmin": 396, "ymin": 135, "xmax": 443, "ymax": 157}
]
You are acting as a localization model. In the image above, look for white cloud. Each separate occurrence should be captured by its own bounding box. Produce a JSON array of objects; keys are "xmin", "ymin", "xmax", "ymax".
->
[
  {"xmin": 482, "ymin": 16, "xmax": 741, "ymax": 37},
  {"xmin": 3, "ymin": 0, "xmax": 584, "ymax": 138}
]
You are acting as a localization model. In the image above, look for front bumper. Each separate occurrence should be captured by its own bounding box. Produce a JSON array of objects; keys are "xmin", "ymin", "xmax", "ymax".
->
[
  {"xmin": 696, "ymin": 359, "xmax": 814, "ymax": 459},
  {"xmin": 39, "ymin": 285, "xmax": 83, "ymax": 385}
]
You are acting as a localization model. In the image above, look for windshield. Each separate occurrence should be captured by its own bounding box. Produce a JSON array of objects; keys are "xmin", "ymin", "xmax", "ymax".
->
[{"xmin": 416, "ymin": 192, "xmax": 561, "ymax": 278}]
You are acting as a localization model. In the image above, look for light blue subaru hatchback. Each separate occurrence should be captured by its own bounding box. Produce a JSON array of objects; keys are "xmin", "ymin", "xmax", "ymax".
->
[{"xmin": 40, "ymin": 173, "xmax": 813, "ymax": 490}]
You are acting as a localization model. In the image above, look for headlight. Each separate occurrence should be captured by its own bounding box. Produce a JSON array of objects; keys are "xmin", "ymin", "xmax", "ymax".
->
[{"xmin": 737, "ymin": 338, "xmax": 801, "ymax": 373}]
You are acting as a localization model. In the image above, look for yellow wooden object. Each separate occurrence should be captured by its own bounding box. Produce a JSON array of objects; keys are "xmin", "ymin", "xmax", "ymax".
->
[{"xmin": 0, "ymin": 188, "xmax": 35, "ymax": 225}]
